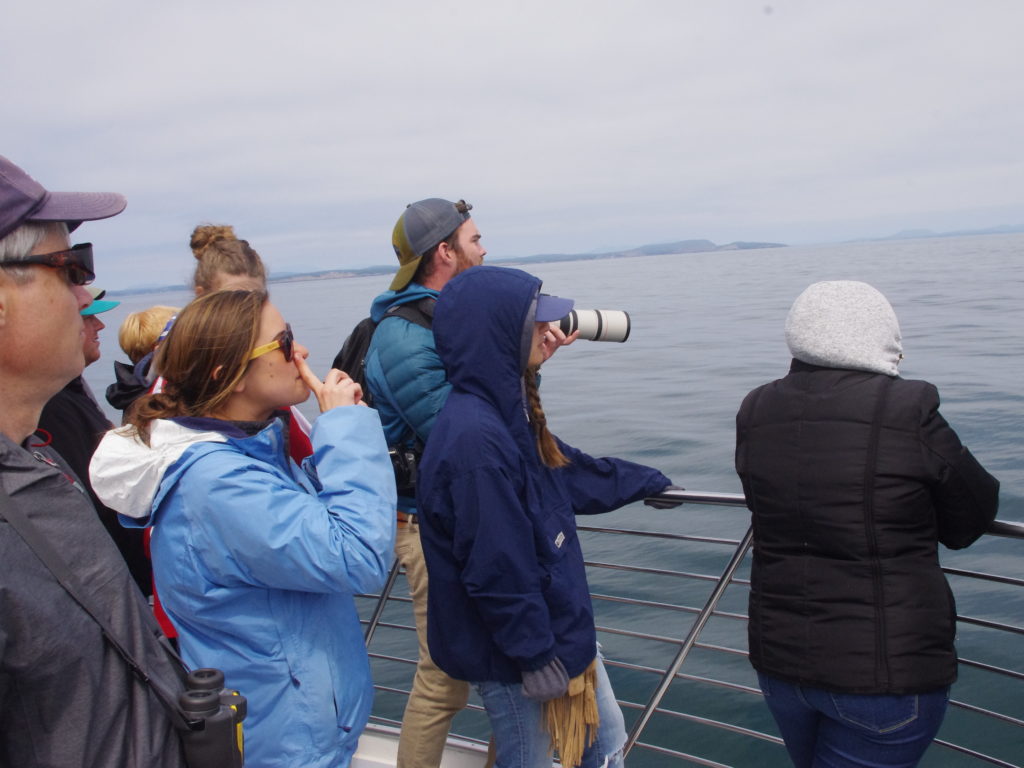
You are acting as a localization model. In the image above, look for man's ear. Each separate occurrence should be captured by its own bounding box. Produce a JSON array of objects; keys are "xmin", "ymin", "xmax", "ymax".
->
[{"xmin": 434, "ymin": 241, "xmax": 458, "ymax": 277}]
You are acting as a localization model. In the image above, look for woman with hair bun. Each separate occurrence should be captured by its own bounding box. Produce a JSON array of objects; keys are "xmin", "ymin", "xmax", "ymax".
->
[
  {"xmin": 190, "ymin": 223, "xmax": 267, "ymax": 294},
  {"xmin": 91, "ymin": 290, "xmax": 396, "ymax": 768},
  {"xmin": 182, "ymin": 223, "xmax": 313, "ymax": 457}
]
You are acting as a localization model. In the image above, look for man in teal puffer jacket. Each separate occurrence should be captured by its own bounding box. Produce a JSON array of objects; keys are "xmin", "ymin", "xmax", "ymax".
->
[{"xmin": 363, "ymin": 197, "xmax": 485, "ymax": 768}]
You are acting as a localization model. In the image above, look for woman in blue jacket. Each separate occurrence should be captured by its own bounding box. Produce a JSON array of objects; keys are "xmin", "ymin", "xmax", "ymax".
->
[
  {"xmin": 416, "ymin": 266, "xmax": 676, "ymax": 768},
  {"xmin": 91, "ymin": 290, "xmax": 396, "ymax": 768}
]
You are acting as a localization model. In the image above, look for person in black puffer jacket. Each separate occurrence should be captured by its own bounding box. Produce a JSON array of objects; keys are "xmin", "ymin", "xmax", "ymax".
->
[{"xmin": 736, "ymin": 280, "xmax": 999, "ymax": 768}]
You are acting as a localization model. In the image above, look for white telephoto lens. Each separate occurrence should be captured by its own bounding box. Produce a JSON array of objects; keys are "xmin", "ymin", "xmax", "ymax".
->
[{"xmin": 560, "ymin": 310, "xmax": 631, "ymax": 342}]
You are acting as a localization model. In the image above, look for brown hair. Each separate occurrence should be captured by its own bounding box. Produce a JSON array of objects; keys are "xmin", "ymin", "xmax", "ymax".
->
[
  {"xmin": 118, "ymin": 305, "xmax": 179, "ymax": 363},
  {"xmin": 190, "ymin": 224, "xmax": 267, "ymax": 294},
  {"xmin": 127, "ymin": 290, "xmax": 267, "ymax": 443},
  {"xmin": 411, "ymin": 229, "xmax": 460, "ymax": 286},
  {"xmin": 524, "ymin": 366, "xmax": 569, "ymax": 468}
]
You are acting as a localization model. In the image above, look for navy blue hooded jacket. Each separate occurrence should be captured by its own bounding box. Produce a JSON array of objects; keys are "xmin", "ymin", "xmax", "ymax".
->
[{"xmin": 417, "ymin": 266, "xmax": 670, "ymax": 683}]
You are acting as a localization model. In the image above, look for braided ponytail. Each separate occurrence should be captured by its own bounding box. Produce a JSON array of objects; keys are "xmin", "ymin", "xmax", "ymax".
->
[{"xmin": 524, "ymin": 366, "xmax": 569, "ymax": 468}]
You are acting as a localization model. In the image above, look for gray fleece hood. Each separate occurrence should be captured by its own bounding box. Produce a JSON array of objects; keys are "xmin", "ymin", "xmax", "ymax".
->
[{"xmin": 785, "ymin": 281, "xmax": 903, "ymax": 377}]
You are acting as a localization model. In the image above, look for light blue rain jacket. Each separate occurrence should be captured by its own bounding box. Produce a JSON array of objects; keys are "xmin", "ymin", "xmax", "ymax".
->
[{"xmin": 91, "ymin": 407, "xmax": 397, "ymax": 768}]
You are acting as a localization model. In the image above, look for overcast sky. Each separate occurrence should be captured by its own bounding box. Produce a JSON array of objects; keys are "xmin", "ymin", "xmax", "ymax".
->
[{"xmin": 4, "ymin": 1, "xmax": 1022, "ymax": 290}]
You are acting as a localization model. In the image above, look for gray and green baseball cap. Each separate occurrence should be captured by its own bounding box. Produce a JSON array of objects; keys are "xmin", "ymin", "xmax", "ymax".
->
[{"xmin": 390, "ymin": 198, "xmax": 472, "ymax": 291}]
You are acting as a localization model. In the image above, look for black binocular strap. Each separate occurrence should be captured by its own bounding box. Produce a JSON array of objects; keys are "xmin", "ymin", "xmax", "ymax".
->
[{"xmin": 0, "ymin": 485, "xmax": 192, "ymax": 731}]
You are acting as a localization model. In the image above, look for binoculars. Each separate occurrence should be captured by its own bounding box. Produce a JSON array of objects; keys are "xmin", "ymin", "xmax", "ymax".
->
[{"xmin": 179, "ymin": 668, "xmax": 246, "ymax": 768}]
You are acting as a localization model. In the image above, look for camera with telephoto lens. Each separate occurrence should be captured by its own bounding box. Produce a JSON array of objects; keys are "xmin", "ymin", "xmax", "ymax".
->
[
  {"xmin": 178, "ymin": 668, "xmax": 246, "ymax": 768},
  {"xmin": 389, "ymin": 445, "xmax": 420, "ymax": 498},
  {"xmin": 559, "ymin": 309, "xmax": 631, "ymax": 343}
]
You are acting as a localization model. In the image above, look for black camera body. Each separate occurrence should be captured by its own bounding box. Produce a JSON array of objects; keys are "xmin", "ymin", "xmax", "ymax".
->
[
  {"xmin": 179, "ymin": 668, "xmax": 246, "ymax": 768},
  {"xmin": 389, "ymin": 444, "xmax": 422, "ymax": 498}
]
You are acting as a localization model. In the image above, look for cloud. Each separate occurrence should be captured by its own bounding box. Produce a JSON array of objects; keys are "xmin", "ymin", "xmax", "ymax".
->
[{"xmin": 3, "ymin": 0, "xmax": 1022, "ymax": 288}]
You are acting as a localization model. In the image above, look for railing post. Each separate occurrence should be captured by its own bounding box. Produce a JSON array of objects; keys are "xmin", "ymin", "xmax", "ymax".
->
[
  {"xmin": 623, "ymin": 525, "xmax": 755, "ymax": 757},
  {"xmin": 364, "ymin": 559, "xmax": 403, "ymax": 644}
]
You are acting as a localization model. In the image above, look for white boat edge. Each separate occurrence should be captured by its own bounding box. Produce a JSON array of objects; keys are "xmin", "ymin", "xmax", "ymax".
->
[{"xmin": 353, "ymin": 724, "xmax": 490, "ymax": 768}]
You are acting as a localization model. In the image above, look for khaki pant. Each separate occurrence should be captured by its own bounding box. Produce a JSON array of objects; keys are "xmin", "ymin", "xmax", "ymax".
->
[{"xmin": 395, "ymin": 516, "xmax": 471, "ymax": 768}]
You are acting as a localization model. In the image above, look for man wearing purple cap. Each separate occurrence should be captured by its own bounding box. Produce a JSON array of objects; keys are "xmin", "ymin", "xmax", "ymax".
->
[{"xmin": 0, "ymin": 155, "xmax": 185, "ymax": 766}]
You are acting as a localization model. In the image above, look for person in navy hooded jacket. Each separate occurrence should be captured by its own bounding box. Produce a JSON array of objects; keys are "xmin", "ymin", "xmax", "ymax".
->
[{"xmin": 416, "ymin": 265, "xmax": 678, "ymax": 768}]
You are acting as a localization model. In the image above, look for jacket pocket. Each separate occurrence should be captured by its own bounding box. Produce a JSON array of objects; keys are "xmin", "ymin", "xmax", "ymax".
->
[{"xmin": 532, "ymin": 501, "xmax": 577, "ymax": 567}]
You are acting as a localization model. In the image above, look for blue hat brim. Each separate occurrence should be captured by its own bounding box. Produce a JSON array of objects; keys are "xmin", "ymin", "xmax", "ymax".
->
[
  {"xmin": 535, "ymin": 294, "xmax": 574, "ymax": 322},
  {"xmin": 81, "ymin": 299, "xmax": 120, "ymax": 316}
]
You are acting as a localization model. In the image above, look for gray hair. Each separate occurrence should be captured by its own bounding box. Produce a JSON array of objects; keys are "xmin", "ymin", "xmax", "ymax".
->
[{"xmin": 0, "ymin": 221, "xmax": 70, "ymax": 284}]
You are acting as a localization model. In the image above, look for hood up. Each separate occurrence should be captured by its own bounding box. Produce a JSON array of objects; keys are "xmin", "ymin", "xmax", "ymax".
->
[
  {"xmin": 90, "ymin": 420, "xmax": 228, "ymax": 525},
  {"xmin": 434, "ymin": 266, "xmax": 541, "ymax": 419},
  {"xmin": 785, "ymin": 280, "xmax": 903, "ymax": 377}
]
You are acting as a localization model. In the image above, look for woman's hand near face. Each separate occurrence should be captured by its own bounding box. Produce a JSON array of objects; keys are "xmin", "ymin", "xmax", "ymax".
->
[
  {"xmin": 540, "ymin": 322, "xmax": 579, "ymax": 363},
  {"xmin": 295, "ymin": 355, "xmax": 365, "ymax": 412}
]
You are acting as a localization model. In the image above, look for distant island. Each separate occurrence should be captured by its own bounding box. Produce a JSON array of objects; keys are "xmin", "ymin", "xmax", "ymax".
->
[
  {"xmin": 264, "ymin": 238, "xmax": 787, "ymax": 286},
  {"xmin": 108, "ymin": 222, "xmax": 1024, "ymax": 295},
  {"xmin": 867, "ymin": 223, "xmax": 1024, "ymax": 242}
]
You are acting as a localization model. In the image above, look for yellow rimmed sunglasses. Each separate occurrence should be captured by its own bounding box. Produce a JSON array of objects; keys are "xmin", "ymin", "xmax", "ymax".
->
[{"xmin": 249, "ymin": 324, "xmax": 294, "ymax": 362}]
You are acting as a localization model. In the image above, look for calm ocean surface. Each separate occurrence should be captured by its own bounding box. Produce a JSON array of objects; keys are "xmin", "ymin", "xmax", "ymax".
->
[{"xmin": 87, "ymin": 233, "xmax": 1023, "ymax": 765}]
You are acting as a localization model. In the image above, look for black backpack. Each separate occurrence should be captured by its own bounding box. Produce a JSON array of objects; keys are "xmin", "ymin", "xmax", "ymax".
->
[{"xmin": 331, "ymin": 297, "xmax": 434, "ymax": 408}]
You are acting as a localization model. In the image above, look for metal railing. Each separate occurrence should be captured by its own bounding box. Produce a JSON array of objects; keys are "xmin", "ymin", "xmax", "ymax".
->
[{"xmin": 359, "ymin": 490, "xmax": 1024, "ymax": 767}]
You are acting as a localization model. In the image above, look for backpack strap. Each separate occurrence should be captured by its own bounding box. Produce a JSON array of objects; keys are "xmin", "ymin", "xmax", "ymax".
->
[
  {"xmin": 384, "ymin": 296, "xmax": 435, "ymax": 329},
  {"xmin": 0, "ymin": 483, "xmax": 195, "ymax": 731}
]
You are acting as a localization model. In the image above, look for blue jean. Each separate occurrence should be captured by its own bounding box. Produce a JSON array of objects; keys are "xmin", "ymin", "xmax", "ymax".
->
[
  {"xmin": 757, "ymin": 673, "xmax": 950, "ymax": 768},
  {"xmin": 474, "ymin": 653, "xmax": 626, "ymax": 768}
]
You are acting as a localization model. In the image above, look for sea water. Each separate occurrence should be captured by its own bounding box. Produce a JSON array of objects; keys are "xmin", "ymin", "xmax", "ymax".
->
[{"xmin": 85, "ymin": 232, "xmax": 1023, "ymax": 765}]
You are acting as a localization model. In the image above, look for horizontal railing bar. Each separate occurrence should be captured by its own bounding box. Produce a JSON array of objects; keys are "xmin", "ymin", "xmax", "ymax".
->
[
  {"xmin": 639, "ymin": 707, "xmax": 784, "ymax": 745},
  {"xmin": 691, "ymin": 641, "xmax": 749, "ymax": 658},
  {"xmin": 957, "ymin": 615, "xmax": 1024, "ymax": 636},
  {"xmin": 607, "ymin": 660, "xmax": 765, "ymax": 698},
  {"xmin": 957, "ymin": 657, "xmax": 1024, "ymax": 682},
  {"xmin": 944, "ymin": 567, "xmax": 1024, "ymax": 588},
  {"xmin": 585, "ymin": 560, "xmax": 725, "ymax": 582},
  {"xmin": 645, "ymin": 490, "xmax": 748, "ymax": 508},
  {"xmin": 949, "ymin": 697, "xmax": 1024, "ymax": 728},
  {"xmin": 942, "ymin": 569, "xmax": 1024, "ymax": 593},
  {"xmin": 577, "ymin": 524, "xmax": 744, "ymax": 547},
  {"xmin": 932, "ymin": 737, "xmax": 1022, "ymax": 768},
  {"xmin": 629, "ymin": 741, "xmax": 733, "ymax": 768},
  {"xmin": 367, "ymin": 652, "xmax": 416, "ymax": 666},
  {"xmin": 592, "ymin": 592, "xmax": 749, "ymax": 617},
  {"xmin": 592, "ymin": 593, "xmax": 703, "ymax": 616},
  {"xmin": 641, "ymin": 490, "xmax": 1024, "ymax": 541},
  {"xmin": 987, "ymin": 519, "xmax": 1024, "ymax": 539},
  {"xmin": 361, "ymin": 620, "xmax": 415, "ymax": 633}
]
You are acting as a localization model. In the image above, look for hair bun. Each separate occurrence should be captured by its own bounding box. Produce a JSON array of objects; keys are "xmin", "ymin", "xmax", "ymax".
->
[{"xmin": 190, "ymin": 224, "xmax": 237, "ymax": 259}]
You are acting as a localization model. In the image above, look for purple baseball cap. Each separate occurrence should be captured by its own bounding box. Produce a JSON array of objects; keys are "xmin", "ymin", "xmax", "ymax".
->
[
  {"xmin": 0, "ymin": 155, "xmax": 126, "ymax": 241},
  {"xmin": 535, "ymin": 293, "xmax": 574, "ymax": 322}
]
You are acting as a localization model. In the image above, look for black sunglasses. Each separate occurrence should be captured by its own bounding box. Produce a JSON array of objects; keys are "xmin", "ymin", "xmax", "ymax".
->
[
  {"xmin": 249, "ymin": 323, "xmax": 295, "ymax": 363},
  {"xmin": 0, "ymin": 242, "xmax": 95, "ymax": 286}
]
